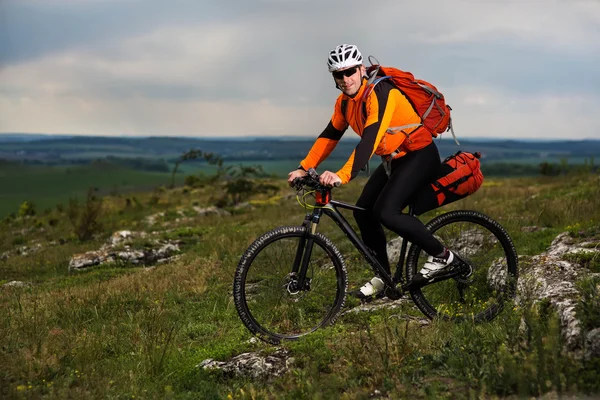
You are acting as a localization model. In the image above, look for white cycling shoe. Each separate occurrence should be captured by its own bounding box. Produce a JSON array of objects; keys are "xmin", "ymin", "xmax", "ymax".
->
[
  {"xmin": 350, "ymin": 276, "xmax": 385, "ymax": 302},
  {"xmin": 411, "ymin": 250, "xmax": 461, "ymax": 287}
]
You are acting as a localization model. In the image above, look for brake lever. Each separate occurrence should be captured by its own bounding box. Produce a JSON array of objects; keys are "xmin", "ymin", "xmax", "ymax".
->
[{"xmin": 308, "ymin": 168, "xmax": 341, "ymax": 189}]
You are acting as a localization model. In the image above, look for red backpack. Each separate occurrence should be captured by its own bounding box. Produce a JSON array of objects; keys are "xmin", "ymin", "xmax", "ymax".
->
[
  {"xmin": 362, "ymin": 58, "xmax": 458, "ymax": 144},
  {"xmin": 412, "ymin": 151, "xmax": 484, "ymax": 215}
]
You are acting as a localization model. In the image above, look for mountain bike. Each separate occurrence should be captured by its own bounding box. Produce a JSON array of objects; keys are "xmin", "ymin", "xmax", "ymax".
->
[{"xmin": 233, "ymin": 169, "xmax": 518, "ymax": 344}]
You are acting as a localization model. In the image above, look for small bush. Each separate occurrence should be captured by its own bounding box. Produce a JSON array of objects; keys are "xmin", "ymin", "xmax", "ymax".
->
[
  {"xmin": 18, "ymin": 201, "xmax": 36, "ymax": 217},
  {"xmin": 67, "ymin": 188, "xmax": 103, "ymax": 241},
  {"xmin": 217, "ymin": 165, "xmax": 278, "ymax": 206},
  {"xmin": 11, "ymin": 236, "xmax": 25, "ymax": 246},
  {"xmin": 184, "ymin": 175, "xmax": 205, "ymax": 188},
  {"xmin": 148, "ymin": 194, "xmax": 160, "ymax": 206}
]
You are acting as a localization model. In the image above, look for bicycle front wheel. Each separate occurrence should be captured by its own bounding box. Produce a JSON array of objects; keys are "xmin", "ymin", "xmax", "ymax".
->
[
  {"xmin": 233, "ymin": 226, "xmax": 348, "ymax": 344},
  {"xmin": 406, "ymin": 210, "xmax": 518, "ymax": 322}
]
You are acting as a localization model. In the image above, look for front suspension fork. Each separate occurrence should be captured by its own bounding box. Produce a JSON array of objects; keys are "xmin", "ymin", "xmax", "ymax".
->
[{"xmin": 291, "ymin": 210, "xmax": 322, "ymax": 290}]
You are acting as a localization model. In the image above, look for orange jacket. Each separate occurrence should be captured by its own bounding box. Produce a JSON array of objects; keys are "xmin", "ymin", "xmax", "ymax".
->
[{"xmin": 300, "ymin": 78, "xmax": 433, "ymax": 184}]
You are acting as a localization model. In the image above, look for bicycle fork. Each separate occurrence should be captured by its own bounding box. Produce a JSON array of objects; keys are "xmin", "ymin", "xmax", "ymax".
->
[{"xmin": 288, "ymin": 212, "xmax": 322, "ymax": 293}]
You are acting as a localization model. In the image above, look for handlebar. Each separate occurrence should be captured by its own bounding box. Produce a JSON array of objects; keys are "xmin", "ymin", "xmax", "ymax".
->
[{"xmin": 292, "ymin": 168, "xmax": 340, "ymax": 192}]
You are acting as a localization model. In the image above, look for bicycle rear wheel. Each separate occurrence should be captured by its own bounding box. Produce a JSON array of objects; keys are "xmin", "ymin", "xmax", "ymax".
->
[
  {"xmin": 233, "ymin": 226, "xmax": 347, "ymax": 344},
  {"xmin": 406, "ymin": 210, "xmax": 518, "ymax": 322}
]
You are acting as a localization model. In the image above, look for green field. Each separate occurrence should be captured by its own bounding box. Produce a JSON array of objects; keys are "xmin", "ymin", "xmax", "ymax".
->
[
  {"xmin": 0, "ymin": 163, "xmax": 183, "ymax": 218},
  {"xmin": 0, "ymin": 159, "xmax": 360, "ymax": 218}
]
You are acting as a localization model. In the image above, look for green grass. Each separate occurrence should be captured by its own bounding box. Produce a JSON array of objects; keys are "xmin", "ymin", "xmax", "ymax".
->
[{"xmin": 0, "ymin": 171, "xmax": 599, "ymax": 398}]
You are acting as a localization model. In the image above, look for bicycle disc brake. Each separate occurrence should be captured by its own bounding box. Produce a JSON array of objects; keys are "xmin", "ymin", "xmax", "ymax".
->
[{"xmin": 285, "ymin": 273, "xmax": 311, "ymax": 295}]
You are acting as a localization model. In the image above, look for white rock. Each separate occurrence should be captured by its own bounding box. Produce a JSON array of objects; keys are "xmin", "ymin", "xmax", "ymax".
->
[
  {"xmin": 198, "ymin": 349, "xmax": 291, "ymax": 380},
  {"xmin": 517, "ymin": 232, "xmax": 600, "ymax": 352}
]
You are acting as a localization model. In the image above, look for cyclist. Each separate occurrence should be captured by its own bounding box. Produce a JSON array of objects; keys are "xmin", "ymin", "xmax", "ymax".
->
[{"xmin": 287, "ymin": 43, "xmax": 460, "ymax": 301}]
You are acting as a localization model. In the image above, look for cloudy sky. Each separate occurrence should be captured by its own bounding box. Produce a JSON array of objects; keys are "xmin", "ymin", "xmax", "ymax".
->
[{"xmin": 1, "ymin": 0, "xmax": 599, "ymax": 139}]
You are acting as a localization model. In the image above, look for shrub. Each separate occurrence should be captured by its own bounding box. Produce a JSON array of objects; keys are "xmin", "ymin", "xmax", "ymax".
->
[
  {"xmin": 18, "ymin": 201, "xmax": 36, "ymax": 217},
  {"xmin": 576, "ymin": 276, "xmax": 600, "ymax": 332},
  {"xmin": 217, "ymin": 165, "xmax": 278, "ymax": 206},
  {"xmin": 184, "ymin": 175, "xmax": 205, "ymax": 188},
  {"xmin": 67, "ymin": 188, "xmax": 103, "ymax": 241}
]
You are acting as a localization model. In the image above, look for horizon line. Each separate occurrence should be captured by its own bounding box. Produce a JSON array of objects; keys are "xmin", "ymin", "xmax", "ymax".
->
[{"xmin": 0, "ymin": 132, "xmax": 599, "ymax": 142}]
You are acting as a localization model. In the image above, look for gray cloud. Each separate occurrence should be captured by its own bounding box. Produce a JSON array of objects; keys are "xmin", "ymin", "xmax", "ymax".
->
[
  {"xmin": 0, "ymin": 1, "xmax": 258, "ymax": 63},
  {"xmin": 1, "ymin": 0, "xmax": 599, "ymax": 138}
]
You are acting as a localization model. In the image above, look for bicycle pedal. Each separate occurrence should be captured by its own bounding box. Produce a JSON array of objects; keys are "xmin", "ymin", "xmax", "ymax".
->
[
  {"xmin": 351, "ymin": 290, "xmax": 385, "ymax": 304},
  {"xmin": 384, "ymin": 286, "xmax": 403, "ymax": 300},
  {"xmin": 359, "ymin": 296, "xmax": 376, "ymax": 304}
]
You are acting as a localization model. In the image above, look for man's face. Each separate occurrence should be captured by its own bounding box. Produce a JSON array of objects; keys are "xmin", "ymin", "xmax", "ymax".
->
[{"xmin": 332, "ymin": 65, "xmax": 365, "ymax": 96}]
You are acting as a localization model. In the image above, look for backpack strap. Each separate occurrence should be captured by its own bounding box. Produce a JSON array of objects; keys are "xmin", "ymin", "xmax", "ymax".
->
[
  {"xmin": 416, "ymin": 83, "xmax": 443, "ymax": 99},
  {"xmin": 447, "ymin": 115, "xmax": 460, "ymax": 145},
  {"xmin": 340, "ymin": 98, "xmax": 370, "ymax": 176},
  {"xmin": 380, "ymin": 146, "xmax": 404, "ymax": 177}
]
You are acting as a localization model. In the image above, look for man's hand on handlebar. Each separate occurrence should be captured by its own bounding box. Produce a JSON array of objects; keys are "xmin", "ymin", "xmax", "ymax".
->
[
  {"xmin": 287, "ymin": 169, "xmax": 307, "ymax": 187},
  {"xmin": 319, "ymin": 171, "xmax": 342, "ymax": 187}
]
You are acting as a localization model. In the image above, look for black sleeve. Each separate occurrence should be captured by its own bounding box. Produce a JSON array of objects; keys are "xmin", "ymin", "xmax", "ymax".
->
[{"xmin": 348, "ymin": 82, "xmax": 393, "ymax": 180}]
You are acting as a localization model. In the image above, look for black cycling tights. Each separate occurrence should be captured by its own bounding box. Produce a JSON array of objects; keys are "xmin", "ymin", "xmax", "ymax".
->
[{"xmin": 354, "ymin": 142, "xmax": 443, "ymax": 275}]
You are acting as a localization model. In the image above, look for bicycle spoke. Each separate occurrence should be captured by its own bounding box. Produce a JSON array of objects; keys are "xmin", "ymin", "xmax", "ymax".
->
[
  {"xmin": 406, "ymin": 211, "xmax": 518, "ymax": 322},
  {"xmin": 234, "ymin": 227, "xmax": 347, "ymax": 342}
]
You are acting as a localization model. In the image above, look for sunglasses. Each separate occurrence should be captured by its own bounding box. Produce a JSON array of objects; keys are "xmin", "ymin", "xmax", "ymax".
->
[{"xmin": 332, "ymin": 66, "xmax": 360, "ymax": 80}]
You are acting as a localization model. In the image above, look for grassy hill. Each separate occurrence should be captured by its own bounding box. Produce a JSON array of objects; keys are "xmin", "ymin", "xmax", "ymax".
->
[{"xmin": 0, "ymin": 171, "xmax": 599, "ymax": 398}]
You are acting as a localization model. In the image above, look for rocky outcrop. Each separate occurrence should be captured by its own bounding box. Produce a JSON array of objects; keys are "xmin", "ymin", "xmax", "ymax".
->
[
  {"xmin": 68, "ymin": 230, "xmax": 180, "ymax": 271},
  {"xmin": 517, "ymin": 231, "xmax": 600, "ymax": 353},
  {"xmin": 198, "ymin": 348, "xmax": 293, "ymax": 380},
  {"xmin": 1, "ymin": 242, "xmax": 43, "ymax": 261},
  {"xmin": 1, "ymin": 280, "xmax": 31, "ymax": 289}
]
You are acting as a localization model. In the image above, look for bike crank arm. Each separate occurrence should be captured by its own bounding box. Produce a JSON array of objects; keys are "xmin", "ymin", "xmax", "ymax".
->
[{"xmin": 403, "ymin": 267, "xmax": 470, "ymax": 291}]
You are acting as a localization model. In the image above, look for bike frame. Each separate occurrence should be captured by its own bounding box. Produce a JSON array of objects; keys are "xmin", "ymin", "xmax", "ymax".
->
[{"xmin": 292, "ymin": 195, "xmax": 411, "ymax": 294}]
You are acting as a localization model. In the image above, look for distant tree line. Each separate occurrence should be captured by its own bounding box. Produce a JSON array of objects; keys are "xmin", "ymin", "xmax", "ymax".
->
[
  {"xmin": 481, "ymin": 159, "xmax": 598, "ymax": 177},
  {"xmin": 1, "ymin": 156, "xmax": 171, "ymax": 172},
  {"xmin": 91, "ymin": 157, "xmax": 170, "ymax": 172},
  {"xmin": 538, "ymin": 159, "xmax": 598, "ymax": 176}
]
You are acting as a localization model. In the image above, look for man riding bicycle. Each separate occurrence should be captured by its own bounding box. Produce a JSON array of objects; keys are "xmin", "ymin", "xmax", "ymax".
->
[{"xmin": 287, "ymin": 43, "xmax": 461, "ymax": 301}]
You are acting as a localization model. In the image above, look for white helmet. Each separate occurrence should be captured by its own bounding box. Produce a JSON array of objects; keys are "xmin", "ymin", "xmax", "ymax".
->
[{"xmin": 327, "ymin": 44, "xmax": 363, "ymax": 72}]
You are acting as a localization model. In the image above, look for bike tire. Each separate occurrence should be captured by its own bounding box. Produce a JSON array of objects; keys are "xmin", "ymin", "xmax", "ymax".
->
[
  {"xmin": 233, "ymin": 226, "xmax": 348, "ymax": 344},
  {"xmin": 405, "ymin": 210, "xmax": 518, "ymax": 322}
]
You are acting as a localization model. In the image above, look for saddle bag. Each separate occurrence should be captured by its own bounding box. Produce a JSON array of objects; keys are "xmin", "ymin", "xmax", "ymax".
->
[{"xmin": 412, "ymin": 151, "xmax": 484, "ymax": 215}]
